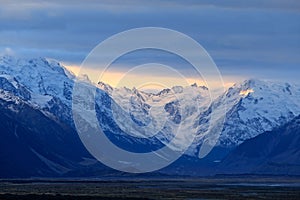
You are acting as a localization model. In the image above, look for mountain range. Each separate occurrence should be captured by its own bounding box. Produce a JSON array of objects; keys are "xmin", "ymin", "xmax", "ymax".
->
[{"xmin": 0, "ymin": 56, "xmax": 299, "ymax": 177}]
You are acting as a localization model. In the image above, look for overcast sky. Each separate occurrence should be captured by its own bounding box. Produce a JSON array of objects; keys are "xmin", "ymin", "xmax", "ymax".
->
[{"xmin": 0, "ymin": 0, "xmax": 300, "ymax": 86}]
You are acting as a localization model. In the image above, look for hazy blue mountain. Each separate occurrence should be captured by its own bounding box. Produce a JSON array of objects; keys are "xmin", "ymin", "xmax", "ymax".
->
[
  {"xmin": 0, "ymin": 90, "xmax": 106, "ymax": 177},
  {"xmin": 218, "ymin": 115, "xmax": 300, "ymax": 175}
]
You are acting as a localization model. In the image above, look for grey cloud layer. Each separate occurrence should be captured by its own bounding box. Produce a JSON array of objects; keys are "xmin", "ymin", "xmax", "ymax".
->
[
  {"xmin": 3, "ymin": 0, "xmax": 300, "ymax": 11},
  {"xmin": 0, "ymin": 0, "xmax": 299, "ymax": 82}
]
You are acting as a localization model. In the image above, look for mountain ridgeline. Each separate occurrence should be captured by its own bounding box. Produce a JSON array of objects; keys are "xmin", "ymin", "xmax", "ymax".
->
[{"xmin": 0, "ymin": 56, "xmax": 299, "ymax": 177}]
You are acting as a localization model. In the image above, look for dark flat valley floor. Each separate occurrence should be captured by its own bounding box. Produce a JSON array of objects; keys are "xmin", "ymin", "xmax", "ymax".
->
[{"xmin": 0, "ymin": 177, "xmax": 299, "ymax": 200}]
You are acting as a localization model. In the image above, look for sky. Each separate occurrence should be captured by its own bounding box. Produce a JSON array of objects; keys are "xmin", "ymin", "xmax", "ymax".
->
[{"xmin": 0, "ymin": 0, "xmax": 300, "ymax": 89}]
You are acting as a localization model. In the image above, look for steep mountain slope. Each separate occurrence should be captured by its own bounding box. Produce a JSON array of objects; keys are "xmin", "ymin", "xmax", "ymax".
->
[
  {"xmin": 0, "ymin": 89, "xmax": 110, "ymax": 177},
  {"xmin": 0, "ymin": 56, "xmax": 75, "ymax": 126},
  {"xmin": 218, "ymin": 115, "xmax": 300, "ymax": 175},
  {"xmin": 200, "ymin": 79, "xmax": 300, "ymax": 147}
]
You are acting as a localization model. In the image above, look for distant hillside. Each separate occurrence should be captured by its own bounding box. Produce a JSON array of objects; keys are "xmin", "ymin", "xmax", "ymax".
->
[{"xmin": 218, "ymin": 115, "xmax": 300, "ymax": 175}]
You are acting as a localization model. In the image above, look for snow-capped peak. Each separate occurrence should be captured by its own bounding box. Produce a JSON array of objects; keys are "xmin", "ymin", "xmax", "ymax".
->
[
  {"xmin": 0, "ymin": 56, "xmax": 76, "ymax": 108},
  {"xmin": 97, "ymin": 81, "xmax": 113, "ymax": 94},
  {"xmin": 213, "ymin": 78, "xmax": 300, "ymax": 147}
]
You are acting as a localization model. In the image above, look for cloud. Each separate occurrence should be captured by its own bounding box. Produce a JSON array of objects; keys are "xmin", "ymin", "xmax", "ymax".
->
[
  {"xmin": 181, "ymin": 0, "xmax": 300, "ymax": 11},
  {"xmin": 0, "ymin": 47, "xmax": 15, "ymax": 56},
  {"xmin": 0, "ymin": 0, "xmax": 299, "ymax": 84},
  {"xmin": 2, "ymin": 0, "xmax": 300, "ymax": 12}
]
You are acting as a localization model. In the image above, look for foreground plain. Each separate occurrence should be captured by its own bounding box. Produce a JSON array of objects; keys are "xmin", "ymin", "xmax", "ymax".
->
[{"xmin": 0, "ymin": 177, "xmax": 299, "ymax": 200}]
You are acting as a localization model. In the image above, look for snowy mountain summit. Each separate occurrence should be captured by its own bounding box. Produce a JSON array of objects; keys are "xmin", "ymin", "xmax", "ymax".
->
[{"xmin": 216, "ymin": 78, "xmax": 300, "ymax": 147}]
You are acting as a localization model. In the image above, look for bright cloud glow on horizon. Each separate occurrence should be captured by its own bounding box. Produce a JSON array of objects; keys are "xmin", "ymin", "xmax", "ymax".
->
[{"xmin": 64, "ymin": 63, "xmax": 237, "ymax": 90}]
